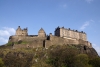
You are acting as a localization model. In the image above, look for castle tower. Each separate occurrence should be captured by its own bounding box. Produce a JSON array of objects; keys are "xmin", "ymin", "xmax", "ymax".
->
[
  {"xmin": 15, "ymin": 26, "xmax": 22, "ymax": 35},
  {"xmin": 55, "ymin": 26, "xmax": 87, "ymax": 41},
  {"xmin": 15, "ymin": 26, "xmax": 28, "ymax": 36},
  {"xmin": 38, "ymin": 28, "xmax": 46, "ymax": 37},
  {"xmin": 22, "ymin": 28, "xmax": 28, "ymax": 36},
  {"xmin": 54, "ymin": 26, "xmax": 60, "ymax": 36}
]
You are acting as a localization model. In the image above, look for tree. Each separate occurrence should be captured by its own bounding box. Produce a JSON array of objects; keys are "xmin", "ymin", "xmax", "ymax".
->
[{"xmin": 72, "ymin": 54, "xmax": 89, "ymax": 67}]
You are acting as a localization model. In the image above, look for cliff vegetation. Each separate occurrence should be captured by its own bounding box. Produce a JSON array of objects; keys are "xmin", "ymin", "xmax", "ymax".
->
[{"xmin": 0, "ymin": 44, "xmax": 99, "ymax": 67}]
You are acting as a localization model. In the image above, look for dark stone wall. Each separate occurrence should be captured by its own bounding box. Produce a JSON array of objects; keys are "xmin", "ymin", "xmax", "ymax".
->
[
  {"xmin": 45, "ymin": 35, "xmax": 92, "ymax": 48},
  {"xmin": 9, "ymin": 35, "xmax": 92, "ymax": 49}
]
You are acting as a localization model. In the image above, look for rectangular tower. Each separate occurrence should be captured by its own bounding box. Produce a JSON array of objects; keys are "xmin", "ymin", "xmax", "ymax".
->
[{"xmin": 55, "ymin": 26, "xmax": 87, "ymax": 41}]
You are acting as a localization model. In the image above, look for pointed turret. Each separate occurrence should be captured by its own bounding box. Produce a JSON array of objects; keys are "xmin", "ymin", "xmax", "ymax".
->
[
  {"xmin": 15, "ymin": 26, "xmax": 22, "ymax": 35},
  {"xmin": 38, "ymin": 28, "xmax": 45, "ymax": 33},
  {"xmin": 38, "ymin": 28, "xmax": 46, "ymax": 37},
  {"xmin": 17, "ymin": 26, "xmax": 21, "ymax": 31}
]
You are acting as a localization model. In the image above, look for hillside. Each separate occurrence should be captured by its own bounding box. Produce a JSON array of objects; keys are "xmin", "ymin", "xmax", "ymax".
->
[{"xmin": 0, "ymin": 44, "xmax": 99, "ymax": 67}]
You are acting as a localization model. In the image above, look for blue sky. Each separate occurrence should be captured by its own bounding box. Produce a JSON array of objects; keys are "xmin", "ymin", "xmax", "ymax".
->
[{"xmin": 0, "ymin": 0, "xmax": 100, "ymax": 55}]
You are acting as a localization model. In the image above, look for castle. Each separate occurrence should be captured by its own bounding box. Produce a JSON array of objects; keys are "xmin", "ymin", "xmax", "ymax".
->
[{"xmin": 8, "ymin": 26, "xmax": 92, "ymax": 48}]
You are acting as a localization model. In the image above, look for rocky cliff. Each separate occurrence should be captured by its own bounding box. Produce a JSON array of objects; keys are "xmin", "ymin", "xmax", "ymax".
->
[{"xmin": 0, "ymin": 44, "xmax": 99, "ymax": 67}]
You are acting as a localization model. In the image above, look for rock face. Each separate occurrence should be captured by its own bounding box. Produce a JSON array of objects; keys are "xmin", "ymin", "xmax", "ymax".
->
[
  {"xmin": 75, "ymin": 45, "xmax": 98, "ymax": 57},
  {"xmin": 48, "ymin": 44, "xmax": 99, "ymax": 58}
]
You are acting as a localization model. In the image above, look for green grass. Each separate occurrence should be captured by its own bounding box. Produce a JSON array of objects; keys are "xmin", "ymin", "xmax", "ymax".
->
[
  {"xmin": 6, "ymin": 41, "xmax": 29, "ymax": 46},
  {"xmin": 6, "ymin": 42, "xmax": 13, "ymax": 46}
]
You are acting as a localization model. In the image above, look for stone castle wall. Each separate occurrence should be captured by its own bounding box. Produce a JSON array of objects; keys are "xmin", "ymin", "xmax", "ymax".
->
[
  {"xmin": 11, "ymin": 35, "xmax": 92, "ymax": 49},
  {"xmin": 13, "ymin": 40, "xmax": 44, "ymax": 49},
  {"xmin": 8, "ymin": 26, "xmax": 92, "ymax": 49},
  {"xmin": 45, "ymin": 34, "xmax": 92, "ymax": 48},
  {"xmin": 9, "ymin": 35, "xmax": 46, "ymax": 42}
]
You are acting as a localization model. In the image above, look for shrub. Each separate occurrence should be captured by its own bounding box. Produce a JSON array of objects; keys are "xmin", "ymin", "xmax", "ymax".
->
[
  {"xmin": 89, "ymin": 57, "xmax": 100, "ymax": 67},
  {"xmin": 0, "ymin": 58, "xmax": 5, "ymax": 67},
  {"xmin": 6, "ymin": 42, "xmax": 13, "ymax": 46}
]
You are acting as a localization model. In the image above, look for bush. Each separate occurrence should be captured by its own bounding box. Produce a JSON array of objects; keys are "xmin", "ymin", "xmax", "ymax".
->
[
  {"xmin": 0, "ymin": 58, "xmax": 5, "ymax": 67},
  {"xmin": 89, "ymin": 57, "xmax": 100, "ymax": 67},
  {"xmin": 73, "ymin": 54, "xmax": 89, "ymax": 67},
  {"xmin": 6, "ymin": 42, "xmax": 13, "ymax": 46}
]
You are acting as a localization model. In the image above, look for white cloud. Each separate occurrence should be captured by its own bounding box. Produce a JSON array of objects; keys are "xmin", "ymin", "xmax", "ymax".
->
[
  {"xmin": 3, "ymin": 27, "xmax": 15, "ymax": 34},
  {"xmin": 93, "ymin": 44, "xmax": 100, "ymax": 56},
  {"xmin": 0, "ymin": 27, "xmax": 15, "ymax": 45},
  {"xmin": 0, "ymin": 37, "xmax": 8, "ymax": 44},
  {"xmin": 80, "ymin": 20, "xmax": 94, "ymax": 30},
  {"xmin": 85, "ymin": 0, "xmax": 93, "ymax": 3}
]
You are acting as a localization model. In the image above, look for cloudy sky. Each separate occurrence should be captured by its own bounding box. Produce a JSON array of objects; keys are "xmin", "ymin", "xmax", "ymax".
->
[{"xmin": 0, "ymin": 0, "xmax": 100, "ymax": 55}]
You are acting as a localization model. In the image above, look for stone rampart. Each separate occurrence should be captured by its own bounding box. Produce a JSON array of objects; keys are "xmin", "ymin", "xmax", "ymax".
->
[
  {"xmin": 9, "ymin": 33, "xmax": 92, "ymax": 49},
  {"xmin": 13, "ymin": 39, "xmax": 45, "ymax": 49},
  {"xmin": 45, "ymin": 35, "xmax": 92, "ymax": 48},
  {"xmin": 9, "ymin": 35, "xmax": 46, "ymax": 42}
]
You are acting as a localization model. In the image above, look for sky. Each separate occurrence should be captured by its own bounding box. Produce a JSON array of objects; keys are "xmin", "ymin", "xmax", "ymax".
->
[{"xmin": 0, "ymin": 0, "xmax": 100, "ymax": 55}]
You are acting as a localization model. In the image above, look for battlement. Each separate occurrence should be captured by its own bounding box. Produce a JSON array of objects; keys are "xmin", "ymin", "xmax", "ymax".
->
[{"xmin": 55, "ymin": 26, "xmax": 86, "ymax": 33}]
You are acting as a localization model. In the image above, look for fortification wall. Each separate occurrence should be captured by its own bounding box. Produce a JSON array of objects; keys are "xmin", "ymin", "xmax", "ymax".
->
[
  {"xmin": 45, "ymin": 35, "xmax": 79, "ymax": 48},
  {"xmin": 23, "ymin": 37, "xmax": 46, "ymax": 42},
  {"xmin": 9, "ymin": 36, "xmax": 19, "ymax": 42},
  {"xmin": 9, "ymin": 35, "xmax": 46, "ymax": 42},
  {"xmin": 87, "ymin": 41, "xmax": 92, "ymax": 48},
  {"xmin": 13, "ymin": 39, "xmax": 44, "ymax": 49},
  {"xmin": 45, "ymin": 40, "xmax": 52, "ymax": 48},
  {"xmin": 45, "ymin": 35, "xmax": 91, "ymax": 48},
  {"xmin": 9, "ymin": 34, "xmax": 92, "ymax": 49}
]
